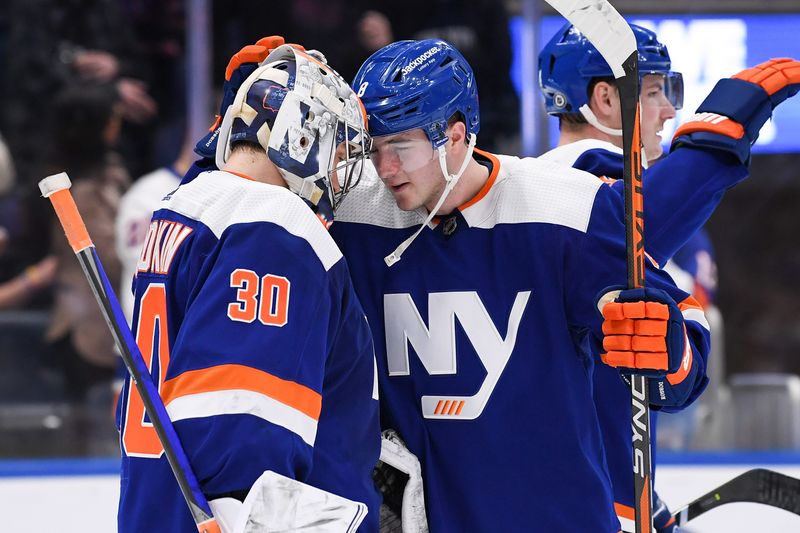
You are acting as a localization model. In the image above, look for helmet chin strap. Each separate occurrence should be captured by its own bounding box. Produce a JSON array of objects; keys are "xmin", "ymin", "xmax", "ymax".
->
[
  {"xmin": 579, "ymin": 104, "xmax": 651, "ymax": 168},
  {"xmin": 384, "ymin": 133, "xmax": 477, "ymax": 267}
]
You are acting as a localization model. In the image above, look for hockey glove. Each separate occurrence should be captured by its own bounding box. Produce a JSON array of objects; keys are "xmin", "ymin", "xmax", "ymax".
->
[
  {"xmin": 194, "ymin": 36, "xmax": 287, "ymax": 159},
  {"xmin": 600, "ymin": 288, "xmax": 698, "ymax": 408},
  {"xmin": 653, "ymin": 491, "xmax": 679, "ymax": 533},
  {"xmin": 672, "ymin": 58, "xmax": 800, "ymax": 165},
  {"xmin": 374, "ymin": 429, "xmax": 429, "ymax": 533}
]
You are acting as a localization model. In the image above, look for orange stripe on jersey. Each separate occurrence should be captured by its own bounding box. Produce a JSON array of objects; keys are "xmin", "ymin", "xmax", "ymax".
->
[
  {"xmin": 678, "ymin": 295, "xmax": 703, "ymax": 312},
  {"xmin": 674, "ymin": 113, "xmax": 745, "ymax": 140},
  {"xmin": 692, "ymin": 282, "xmax": 710, "ymax": 310},
  {"xmin": 614, "ymin": 502, "xmax": 635, "ymax": 520},
  {"xmin": 161, "ymin": 364, "xmax": 322, "ymax": 421},
  {"xmin": 431, "ymin": 148, "xmax": 501, "ymax": 225},
  {"xmin": 458, "ymin": 148, "xmax": 500, "ymax": 211},
  {"xmin": 226, "ymin": 169, "xmax": 256, "ymax": 182}
]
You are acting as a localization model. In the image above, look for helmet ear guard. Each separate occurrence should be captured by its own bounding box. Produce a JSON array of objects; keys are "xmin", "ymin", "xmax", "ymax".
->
[{"xmin": 215, "ymin": 44, "xmax": 371, "ymax": 222}]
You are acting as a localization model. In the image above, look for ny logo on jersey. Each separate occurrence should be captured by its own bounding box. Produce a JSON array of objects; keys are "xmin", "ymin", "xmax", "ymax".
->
[{"xmin": 384, "ymin": 291, "xmax": 531, "ymax": 420}]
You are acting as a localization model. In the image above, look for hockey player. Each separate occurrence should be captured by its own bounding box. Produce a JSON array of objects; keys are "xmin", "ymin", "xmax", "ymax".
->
[
  {"xmin": 538, "ymin": 23, "xmax": 800, "ymax": 532},
  {"xmin": 115, "ymin": 137, "xmax": 194, "ymax": 322},
  {"xmin": 116, "ymin": 43, "xmax": 380, "ymax": 532},
  {"xmin": 330, "ymin": 39, "xmax": 712, "ymax": 532}
]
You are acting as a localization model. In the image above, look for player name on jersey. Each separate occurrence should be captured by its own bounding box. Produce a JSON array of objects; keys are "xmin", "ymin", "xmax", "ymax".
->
[{"xmin": 137, "ymin": 219, "xmax": 193, "ymax": 275}]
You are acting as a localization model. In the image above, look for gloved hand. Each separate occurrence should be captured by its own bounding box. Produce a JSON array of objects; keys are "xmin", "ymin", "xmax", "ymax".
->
[
  {"xmin": 375, "ymin": 429, "xmax": 429, "ymax": 533},
  {"xmin": 600, "ymin": 288, "xmax": 698, "ymax": 408},
  {"xmin": 672, "ymin": 57, "xmax": 800, "ymax": 165},
  {"xmin": 653, "ymin": 491, "xmax": 680, "ymax": 533},
  {"xmin": 194, "ymin": 36, "xmax": 287, "ymax": 159}
]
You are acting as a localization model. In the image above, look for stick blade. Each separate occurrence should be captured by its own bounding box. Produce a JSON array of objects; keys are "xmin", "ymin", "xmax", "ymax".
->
[
  {"xmin": 544, "ymin": 0, "xmax": 636, "ymax": 79},
  {"xmin": 674, "ymin": 468, "xmax": 800, "ymax": 525}
]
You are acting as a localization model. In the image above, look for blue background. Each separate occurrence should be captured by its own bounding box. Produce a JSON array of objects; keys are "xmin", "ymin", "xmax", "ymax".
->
[{"xmin": 510, "ymin": 14, "xmax": 800, "ymax": 154}]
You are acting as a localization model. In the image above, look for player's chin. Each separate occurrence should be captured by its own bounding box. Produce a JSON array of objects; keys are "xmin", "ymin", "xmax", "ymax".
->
[
  {"xmin": 392, "ymin": 191, "xmax": 420, "ymax": 212},
  {"xmin": 646, "ymin": 138, "xmax": 665, "ymax": 160}
]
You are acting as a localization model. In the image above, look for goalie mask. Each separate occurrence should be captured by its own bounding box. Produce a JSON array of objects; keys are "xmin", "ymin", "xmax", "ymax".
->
[{"xmin": 216, "ymin": 45, "xmax": 371, "ymax": 225}]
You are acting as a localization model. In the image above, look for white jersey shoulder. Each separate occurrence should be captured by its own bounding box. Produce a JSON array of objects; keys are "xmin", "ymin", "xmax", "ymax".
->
[
  {"xmin": 538, "ymin": 139, "xmax": 622, "ymax": 166},
  {"xmin": 461, "ymin": 153, "xmax": 604, "ymax": 234},
  {"xmin": 335, "ymin": 162, "xmax": 424, "ymax": 229},
  {"xmin": 165, "ymin": 170, "xmax": 342, "ymax": 271}
]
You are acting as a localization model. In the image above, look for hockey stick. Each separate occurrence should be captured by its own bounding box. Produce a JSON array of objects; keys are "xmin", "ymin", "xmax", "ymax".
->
[
  {"xmin": 541, "ymin": 1, "xmax": 651, "ymax": 531},
  {"xmin": 672, "ymin": 468, "xmax": 800, "ymax": 526},
  {"xmin": 39, "ymin": 173, "xmax": 220, "ymax": 533}
]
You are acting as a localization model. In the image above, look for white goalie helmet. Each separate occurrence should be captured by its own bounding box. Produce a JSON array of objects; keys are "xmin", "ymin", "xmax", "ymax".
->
[{"xmin": 215, "ymin": 44, "xmax": 371, "ymax": 224}]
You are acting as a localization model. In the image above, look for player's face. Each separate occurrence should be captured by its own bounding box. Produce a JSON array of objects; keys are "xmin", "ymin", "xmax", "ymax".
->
[
  {"xmin": 639, "ymin": 74, "xmax": 677, "ymax": 161},
  {"xmin": 370, "ymin": 129, "xmax": 445, "ymax": 211}
]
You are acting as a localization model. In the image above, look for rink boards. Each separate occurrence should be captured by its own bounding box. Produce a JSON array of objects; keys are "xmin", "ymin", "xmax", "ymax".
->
[{"xmin": 1, "ymin": 453, "xmax": 799, "ymax": 532}]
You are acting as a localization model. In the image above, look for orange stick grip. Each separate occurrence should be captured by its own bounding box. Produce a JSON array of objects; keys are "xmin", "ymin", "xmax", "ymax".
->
[
  {"xmin": 198, "ymin": 518, "xmax": 221, "ymax": 533},
  {"xmin": 47, "ymin": 188, "xmax": 94, "ymax": 252}
]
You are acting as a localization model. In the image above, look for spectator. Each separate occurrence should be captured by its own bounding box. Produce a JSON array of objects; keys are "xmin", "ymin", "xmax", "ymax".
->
[
  {"xmin": 2, "ymin": 0, "xmax": 156, "ymax": 188},
  {"xmin": 115, "ymin": 136, "xmax": 194, "ymax": 322},
  {"xmin": 0, "ymin": 133, "xmax": 57, "ymax": 308},
  {"xmin": 45, "ymin": 83, "xmax": 130, "ymax": 402},
  {"xmin": 355, "ymin": 0, "xmax": 520, "ymax": 151}
]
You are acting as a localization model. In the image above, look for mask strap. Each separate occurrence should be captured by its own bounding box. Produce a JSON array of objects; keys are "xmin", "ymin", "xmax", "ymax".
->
[
  {"xmin": 384, "ymin": 133, "xmax": 477, "ymax": 267},
  {"xmin": 579, "ymin": 104, "xmax": 623, "ymax": 137},
  {"xmin": 579, "ymin": 104, "xmax": 652, "ymax": 166}
]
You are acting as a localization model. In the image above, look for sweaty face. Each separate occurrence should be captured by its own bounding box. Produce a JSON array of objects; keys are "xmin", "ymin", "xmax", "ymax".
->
[
  {"xmin": 639, "ymin": 74, "xmax": 677, "ymax": 161},
  {"xmin": 370, "ymin": 129, "xmax": 445, "ymax": 212}
]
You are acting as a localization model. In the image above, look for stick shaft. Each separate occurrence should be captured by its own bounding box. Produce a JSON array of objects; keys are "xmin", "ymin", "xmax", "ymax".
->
[
  {"xmin": 540, "ymin": 2, "xmax": 654, "ymax": 530},
  {"xmin": 617, "ymin": 50, "xmax": 653, "ymax": 533}
]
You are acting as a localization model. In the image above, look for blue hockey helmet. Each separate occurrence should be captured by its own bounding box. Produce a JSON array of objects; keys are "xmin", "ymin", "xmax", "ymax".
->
[
  {"xmin": 539, "ymin": 23, "xmax": 683, "ymax": 115},
  {"xmin": 215, "ymin": 45, "xmax": 371, "ymax": 224},
  {"xmin": 352, "ymin": 39, "xmax": 479, "ymax": 148}
]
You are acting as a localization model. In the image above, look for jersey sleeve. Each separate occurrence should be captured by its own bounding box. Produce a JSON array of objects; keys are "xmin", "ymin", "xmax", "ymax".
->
[
  {"xmin": 163, "ymin": 221, "xmax": 338, "ymax": 499},
  {"xmin": 611, "ymin": 146, "xmax": 747, "ymax": 266},
  {"xmin": 566, "ymin": 184, "xmax": 711, "ymax": 410}
]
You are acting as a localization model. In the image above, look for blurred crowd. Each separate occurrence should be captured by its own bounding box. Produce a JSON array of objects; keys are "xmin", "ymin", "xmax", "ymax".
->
[
  {"xmin": 0, "ymin": 0, "xmax": 519, "ymax": 454},
  {"xmin": 0, "ymin": 0, "xmax": 798, "ymax": 458}
]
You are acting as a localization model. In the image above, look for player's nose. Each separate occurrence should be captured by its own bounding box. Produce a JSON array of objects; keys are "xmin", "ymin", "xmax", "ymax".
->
[
  {"xmin": 662, "ymin": 98, "xmax": 677, "ymax": 120},
  {"xmin": 374, "ymin": 151, "xmax": 400, "ymax": 181}
]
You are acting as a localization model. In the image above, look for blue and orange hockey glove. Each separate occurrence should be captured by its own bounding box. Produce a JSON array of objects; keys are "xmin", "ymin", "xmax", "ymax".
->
[
  {"xmin": 653, "ymin": 491, "xmax": 679, "ymax": 533},
  {"xmin": 195, "ymin": 36, "xmax": 288, "ymax": 159},
  {"xmin": 600, "ymin": 287, "xmax": 698, "ymax": 408},
  {"xmin": 672, "ymin": 58, "xmax": 800, "ymax": 165}
]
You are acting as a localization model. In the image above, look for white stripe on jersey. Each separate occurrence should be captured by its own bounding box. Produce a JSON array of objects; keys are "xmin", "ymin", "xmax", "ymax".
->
[
  {"xmin": 682, "ymin": 307, "xmax": 710, "ymax": 331},
  {"xmin": 166, "ymin": 389, "xmax": 319, "ymax": 446}
]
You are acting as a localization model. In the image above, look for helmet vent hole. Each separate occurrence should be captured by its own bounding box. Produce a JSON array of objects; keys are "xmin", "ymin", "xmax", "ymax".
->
[
  {"xmin": 392, "ymin": 69, "xmax": 403, "ymax": 82},
  {"xmin": 319, "ymin": 68, "xmax": 328, "ymax": 75},
  {"xmin": 440, "ymin": 57, "xmax": 453, "ymax": 68}
]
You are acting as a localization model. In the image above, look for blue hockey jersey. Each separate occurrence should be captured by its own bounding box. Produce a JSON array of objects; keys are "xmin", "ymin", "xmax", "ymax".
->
[
  {"xmin": 540, "ymin": 139, "xmax": 747, "ymax": 267},
  {"xmin": 116, "ymin": 170, "xmax": 381, "ymax": 532},
  {"xmin": 541, "ymin": 139, "xmax": 720, "ymax": 530},
  {"xmin": 331, "ymin": 149, "xmax": 711, "ymax": 532}
]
